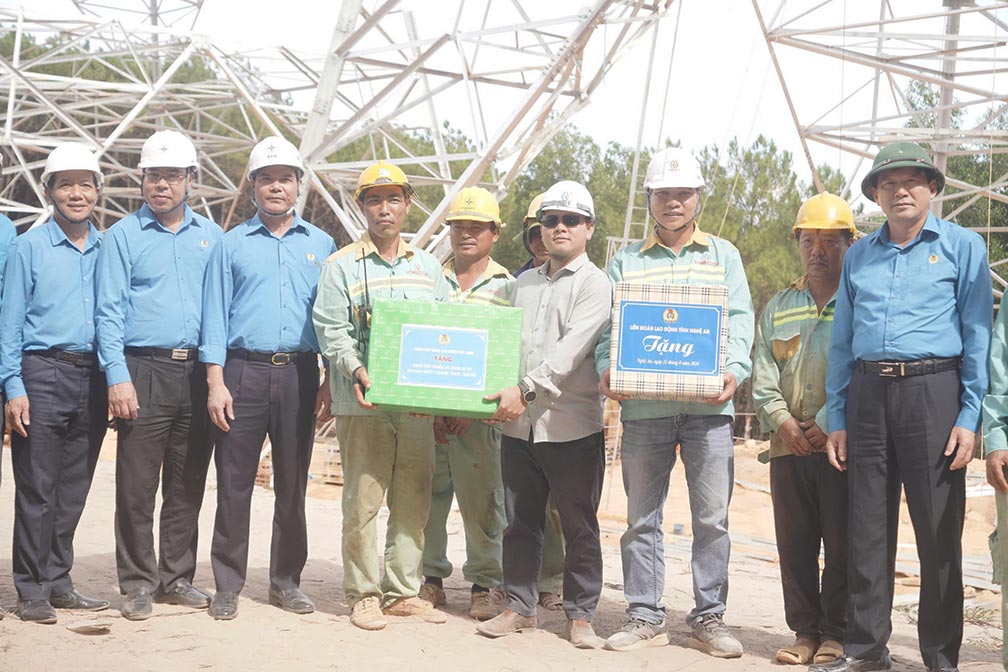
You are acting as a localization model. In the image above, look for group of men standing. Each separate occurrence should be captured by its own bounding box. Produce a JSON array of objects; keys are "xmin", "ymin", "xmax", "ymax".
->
[{"xmin": 1, "ymin": 132, "xmax": 1004, "ymax": 672}]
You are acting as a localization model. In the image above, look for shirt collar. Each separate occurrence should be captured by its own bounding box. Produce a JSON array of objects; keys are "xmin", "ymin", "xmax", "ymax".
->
[
  {"xmin": 45, "ymin": 217, "xmax": 101, "ymax": 252},
  {"xmin": 790, "ymin": 274, "xmax": 839, "ymax": 308},
  {"xmin": 443, "ymin": 256, "xmax": 511, "ymax": 283},
  {"xmin": 875, "ymin": 211, "xmax": 940, "ymax": 246},
  {"xmin": 640, "ymin": 225, "xmax": 711, "ymax": 252},
  {"xmin": 354, "ymin": 231, "xmax": 414, "ymax": 262},
  {"xmin": 539, "ymin": 251, "xmax": 590, "ymax": 278},
  {"xmin": 138, "ymin": 203, "xmax": 203, "ymax": 233},
  {"xmin": 245, "ymin": 211, "xmax": 308, "ymax": 237}
]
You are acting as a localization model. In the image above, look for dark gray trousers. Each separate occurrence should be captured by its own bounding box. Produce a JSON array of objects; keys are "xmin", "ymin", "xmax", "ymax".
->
[
  {"xmin": 114, "ymin": 354, "xmax": 212, "ymax": 594},
  {"xmin": 844, "ymin": 367, "xmax": 964, "ymax": 669},
  {"xmin": 770, "ymin": 451, "xmax": 848, "ymax": 641},
  {"xmin": 11, "ymin": 354, "xmax": 107, "ymax": 600},
  {"xmin": 500, "ymin": 431, "xmax": 605, "ymax": 621},
  {"xmin": 210, "ymin": 356, "xmax": 319, "ymax": 593}
]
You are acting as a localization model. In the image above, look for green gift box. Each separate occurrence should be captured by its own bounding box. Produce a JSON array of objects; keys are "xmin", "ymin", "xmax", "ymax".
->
[{"xmin": 366, "ymin": 298, "xmax": 523, "ymax": 418}]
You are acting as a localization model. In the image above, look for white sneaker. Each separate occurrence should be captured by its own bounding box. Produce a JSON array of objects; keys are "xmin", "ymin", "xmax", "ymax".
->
[
  {"xmin": 689, "ymin": 613, "xmax": 743, "ymax": 658},
  {"xmin": 604, "ymin": 618, "xmax": 670, "ymax": 651}
]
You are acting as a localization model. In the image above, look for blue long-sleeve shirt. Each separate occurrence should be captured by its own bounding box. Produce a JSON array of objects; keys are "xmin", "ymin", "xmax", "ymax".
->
[
  {"xmin": 199, "ymin": 213, "xmax": 336, "ymax": 366},
  {"xmin": 826, "ymin": 213, "xmax": 993, "ymax": 433},
  {"xmin": 95, "ymin": 204, "xmax": 222, "ymax": 385},
  {"xmin": 0, "ymin": 218, "xmax": 102, "ymax": 398}
]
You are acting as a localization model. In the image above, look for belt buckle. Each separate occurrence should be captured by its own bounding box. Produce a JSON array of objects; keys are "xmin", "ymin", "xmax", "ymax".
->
[
  {"xmin": 170, "ymin": 348, "xmax": 190, "ymax": 361},
  {"xmin": 271, "ymin": 352, "xmax": 292, "ymax": 366},
  {"xmin": 876, "ymin": 362, "xmax": 902, "ymax": 377}
]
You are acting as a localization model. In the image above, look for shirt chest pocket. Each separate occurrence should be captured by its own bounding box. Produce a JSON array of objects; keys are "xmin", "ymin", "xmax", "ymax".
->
[{"xmin": 770, "ymin": 320, "xmax": 802, "ymax": 362}]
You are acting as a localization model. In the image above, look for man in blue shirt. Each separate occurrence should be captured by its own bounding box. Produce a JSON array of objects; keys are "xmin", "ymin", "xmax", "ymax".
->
[
  {"xmin": 0, "ymin": 152, "xmax": 17, "ymax": 505},
  {"xmin": 816, "ymin": 142, "xmax": 993, "ymax": 672},
  {"xmin": 200, "ymin": 137, "xmax": 335, "ymax": 620},
  {"xmin": 0, "ymin": 143, "xmax": 108, "ymax": 623},
  {"xmin": 95, "ymin": 130, "xmax": 222, "ymax": 621}
]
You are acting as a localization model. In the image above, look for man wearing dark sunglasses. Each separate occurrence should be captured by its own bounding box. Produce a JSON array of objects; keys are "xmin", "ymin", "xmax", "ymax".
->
[
  {"xmin": 597, "ymin": 147, "xmax": 754, "ymax": 657},
  {"xmin": 477, "ymin": 180, "xmax": 611, "ymax": 649}
]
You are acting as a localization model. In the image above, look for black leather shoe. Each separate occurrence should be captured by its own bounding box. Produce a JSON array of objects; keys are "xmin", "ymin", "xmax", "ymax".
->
[
  {"xmin": 121, "ymin": 588, "xmax": 153, "ymax": 621},
  {"xmin": 19, "ymin": 599, "xmax": 57, "ymax": 624},
  {"xmin": 50, "ymin": 589, "xmax": 110, "ymax": 611},
  {"xmin": 268, "ymin": 587, "xmax": 315, "ymax": 614},
  {"xmin": 809, "ymin": 654, "xmax": 891, "ymax": 672},
  {"xmin": 209, "ymin": 591, "xmax": 238, "ymax": 620},
  {"xmin": 155, "ymin": 580, "xmax": 210, "ymax": 609}
]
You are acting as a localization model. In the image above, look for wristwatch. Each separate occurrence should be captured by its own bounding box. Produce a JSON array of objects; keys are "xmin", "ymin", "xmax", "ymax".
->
[{"xmin": 517, "ymin": 379, "xmax": 536, "ymax": 404}]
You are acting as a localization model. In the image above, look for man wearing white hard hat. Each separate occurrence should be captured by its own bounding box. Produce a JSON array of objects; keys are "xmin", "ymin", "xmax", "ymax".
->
[
  {"xmin": 597, "ymin": 147, "xmax": 754, "ymax": 656},
  {"xmin": 95, "ymin": 129, "xmax": 222, "ymax": 620},
  {"xmin": 477, "ymin": 180, "xmax": 611, "ymax": 649},
  {"xmin": 199, "ymin": 136, "xmax": 335, "ymax": 620},
  {"xmin": 0, "ymin": 142, "xmax": 109, "ymax": 623}
]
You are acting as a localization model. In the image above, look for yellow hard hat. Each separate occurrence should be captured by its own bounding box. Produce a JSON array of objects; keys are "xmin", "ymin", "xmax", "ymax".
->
[
  {"xmin": 793, "ymin": 192, "xmax": 857, "ymax": 238},
  {"xmin": 355, "ymin": 160, "xmax": 413, "ymax": 200},
  {"xmin": 444, "ymin": 186, "xmax": 502, "ymax": 226},
  {"xmin": 521, "ymin": 192, "xmax": 546, "ymax": 253}
]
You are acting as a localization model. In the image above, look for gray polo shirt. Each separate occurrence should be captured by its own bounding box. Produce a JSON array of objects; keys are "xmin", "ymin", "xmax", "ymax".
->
[{"xmin": 503, "ymin": 252, "xmax": 612, "ymax": 443}]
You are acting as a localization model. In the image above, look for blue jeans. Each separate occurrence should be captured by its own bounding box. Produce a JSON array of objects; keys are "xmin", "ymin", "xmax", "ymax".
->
[{"xmin": 619, "ymin": 414, "xmax": 734, "ymax": 625}]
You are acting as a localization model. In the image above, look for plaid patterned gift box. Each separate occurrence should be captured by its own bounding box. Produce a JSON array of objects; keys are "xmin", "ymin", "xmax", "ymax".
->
[
  {"xmin": 609, "ymin": 282, "xmax": 728, "ymax": 401},
  {"xmin": 367, "ymin": 297, "xmax": 522, "ymax": 418}
]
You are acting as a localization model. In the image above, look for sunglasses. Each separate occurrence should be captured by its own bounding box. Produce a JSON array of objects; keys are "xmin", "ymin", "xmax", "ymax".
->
[{"xmin": 540, "ymin": 213, "xmax": 585, "ymax": 229}]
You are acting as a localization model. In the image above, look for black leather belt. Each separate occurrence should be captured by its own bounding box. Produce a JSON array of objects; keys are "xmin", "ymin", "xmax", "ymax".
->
[
  {"xmin": 857, "ymin": 357, "xmax": 960, "ymax": 378},
  {"xmin": 26, "ymin": 348, "xmax": 98, "ymax": 368},
  {"xmin": 227, "ymin": 349, "xmax": 307, "ymax": 366},
  {"xmin": 125, "ymin": 346, "xmax": 198, "ymax": 362}
]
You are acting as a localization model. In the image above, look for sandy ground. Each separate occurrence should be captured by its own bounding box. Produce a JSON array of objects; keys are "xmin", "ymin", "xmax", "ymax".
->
[{"xmin": 0, "ymin": 436, "xmax": 1003, "ymax": 672}]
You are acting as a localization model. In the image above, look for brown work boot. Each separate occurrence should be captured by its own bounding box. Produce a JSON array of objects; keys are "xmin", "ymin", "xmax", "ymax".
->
[
  {"xmin": 383, "ymin": 597, "xmax": 447, "ymax": 624},
  {"xmin": 469, "ymin": 588, "xmax": 504, "ymax": 621},
  {"xmin": 418, "ymin": 581, "xmax": 446, "ymax": 607},
  {"xmin": 565, "ymin": 619, "xmax": 604, "ymax": 649},
  {"xmin": 475, "ymin": 609, "xmax": 537, "ymax": 638},
  {"xmin": 350, "ymin": 596, "xmax": 386, "ymax": 631}
]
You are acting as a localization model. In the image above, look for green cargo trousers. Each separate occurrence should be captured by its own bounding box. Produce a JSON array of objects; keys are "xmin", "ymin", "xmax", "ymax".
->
[{"xmin": 335, "ymin": 413, "xmax": 435, "ymax": 608}]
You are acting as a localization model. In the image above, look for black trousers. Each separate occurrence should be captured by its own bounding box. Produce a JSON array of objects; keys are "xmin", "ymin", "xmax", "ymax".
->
[
  {"xmin": 500, "ymin": 432, "xmax": 605, "ymax": 620},
  {"xmin": 845, "ymin": 368, "xmax": 965, "ymax": 668},
  {"xmin": 770, "ymin": 451, "xmax": 848, "ymax": 641},
  {"xmin": 210, "ymin": 356, "xmax": 318, "ymax": 593},
  {"xmin": 11, "ymin": 354, "xmax": 107, "ymax": 601},
  {"xmin": 114, "ymin": 354, "xmax": 212, "ymax": 594}
]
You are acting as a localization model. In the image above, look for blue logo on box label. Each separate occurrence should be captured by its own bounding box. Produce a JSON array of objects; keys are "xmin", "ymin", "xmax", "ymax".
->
[
  {"xmin": 616, "ymin": 302, "xmax": 722, "ymax": 375},
  {"xmin": 398, "ymin": 324, "xmax": 488, "ymax": 390}
]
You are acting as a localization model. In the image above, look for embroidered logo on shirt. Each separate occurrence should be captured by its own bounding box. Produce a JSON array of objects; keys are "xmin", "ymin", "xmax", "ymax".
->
[
  {"xmin": 929, "ymin": 254, "xmax": 939, "ymax": 264},
  {"xmin": 200, "ymin": 239, "xmax": 208, "ymax": 248},
  {"xmin": 307, "ymin": 253, "xmax": 316, "ymax": 261}
]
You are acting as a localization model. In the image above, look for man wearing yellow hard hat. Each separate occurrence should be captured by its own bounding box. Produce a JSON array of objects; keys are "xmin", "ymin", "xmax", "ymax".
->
[
  {"xmin": 312, "ymin": 160, "xmax": 450, "ymax": 631},
  {"xmin": 752, "ymin": 193, "xmax": 855, "ymax": 666},
  {"xmin": 417, "ymin": 186, "xmax": 510, "ymax": 621}
]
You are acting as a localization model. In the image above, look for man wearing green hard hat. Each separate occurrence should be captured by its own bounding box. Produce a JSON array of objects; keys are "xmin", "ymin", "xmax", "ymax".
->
[{"xmin": 818, "ymin": 141, "xmax": 992, "ymax": 672}]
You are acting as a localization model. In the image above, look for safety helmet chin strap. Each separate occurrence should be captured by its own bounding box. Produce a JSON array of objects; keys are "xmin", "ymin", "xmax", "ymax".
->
[
  {"xmin": 647, "ymin": 188, "xmax": 703, "ymax": 233},
  {"xmin": 249, "ymin": 169, "xmax": 302, "ymax": 219}
]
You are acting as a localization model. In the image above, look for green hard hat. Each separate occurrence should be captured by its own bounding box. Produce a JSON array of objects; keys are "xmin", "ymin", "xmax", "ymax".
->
[{"xmin": 860, "ymin": 141, "xmax": 945, "ymax": 202}]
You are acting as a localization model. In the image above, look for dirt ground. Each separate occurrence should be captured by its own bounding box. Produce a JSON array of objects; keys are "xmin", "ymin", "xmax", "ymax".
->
[{"xmin": 0, "ymin": 436, "xmax": 1002, "ymax": 672}]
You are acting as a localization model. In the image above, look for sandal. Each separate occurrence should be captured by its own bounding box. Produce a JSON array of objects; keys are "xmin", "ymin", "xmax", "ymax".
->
[
  {"xmin": 775, "ymin": 635, "xmax": 818, "ymax": 665},
  {"xmin": 537, "ymin": 591, "xmax": 563, "ymax": 611},
  {"xmin": 813, "ymin": 639, "xmax": 843, "ymax": 664}
]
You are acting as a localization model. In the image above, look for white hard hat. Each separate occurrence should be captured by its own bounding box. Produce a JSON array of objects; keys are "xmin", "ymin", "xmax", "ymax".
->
[
  {"xmin": 247, "ymin": 136, "xmax": 304, "ymax": 178},
  {"xmin": 537, "ymin": 180, "xmax": 594, "ymax": 220},
  {"xmin": 645, "ymin": 147, "xmax": 705, "ymax": 191},
  {"xmin": 138, "ymin": 130, "xmax": 198, "ymax": 170},
  {"xmin": 41, "ymin": 142, "xmax": 104, "ymax": 189}
]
